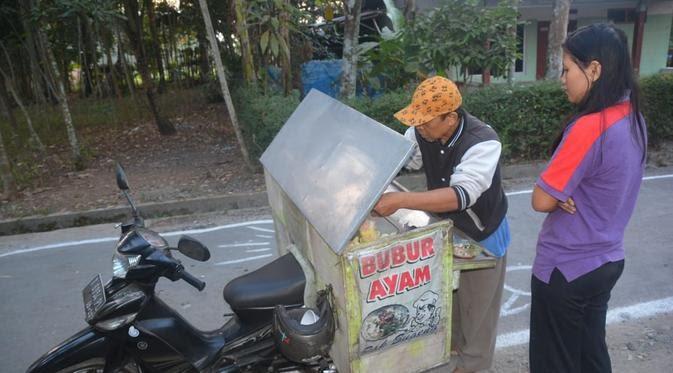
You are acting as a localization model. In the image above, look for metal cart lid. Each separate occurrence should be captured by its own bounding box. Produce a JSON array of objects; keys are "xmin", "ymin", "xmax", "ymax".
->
[{"xmin": 260, "ymin": 89, "xmax": 414, "ymax": 254}]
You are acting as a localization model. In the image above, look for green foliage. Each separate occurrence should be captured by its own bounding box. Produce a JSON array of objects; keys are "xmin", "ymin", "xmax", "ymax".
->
[
  {"xmin": 346, "ymin": 91, "xmax": 412, "ymax": 134},
  {"xmin": 233, "ymin": 86, "xmax": 300, "ymax": 159},
  {"xmin": 347, "ymin": 75, "xmax": 673, "ymax": 161},
  {"xmin": 230, "ymin": 83, "xmax": 569, "ymax": 162},
  {"xmin": 213, "ymin": 75, "xmax": 673, "ymax": 161},
  {"xmin": 412, "ymin": 0, "xmax": 520, "ymax": 82},
  {"xmin": 640, "ymin": 73, "xmax": 673, "ymax": 145},
  {"xmin": 363, "ymin": 0, "xmax": 519, "ymax": 89},
  {"xmin": 362, "ymin": 31, "xmax": 421, "ymax": 90},
  {"xmin": 349, "ymin": 83, "xmax": 571, "ymax": 161},
  {"xmin": 248, "ymin": 0, "xmax": 294, "ymax": 64},
  {"xmin": 463, "ymin": 82, "xmax": 572, "ymax": 160}
]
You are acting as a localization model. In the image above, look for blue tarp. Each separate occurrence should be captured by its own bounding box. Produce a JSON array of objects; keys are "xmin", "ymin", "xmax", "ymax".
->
[{"xmin": 301, "ymin": 60, "xmax": 342, "ymax": 98}]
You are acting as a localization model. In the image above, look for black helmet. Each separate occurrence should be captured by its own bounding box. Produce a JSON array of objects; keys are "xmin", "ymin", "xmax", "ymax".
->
[{"xmin": 273, "ymin": 296, "xmax": 335, "ymax": 364}]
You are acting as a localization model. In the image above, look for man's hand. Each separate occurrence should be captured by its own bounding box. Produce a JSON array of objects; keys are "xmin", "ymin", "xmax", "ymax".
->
[
  {"xmin": 557, "ymin": 197, "xmax": 577, "ymax": 214},
  {"xmin": 374, "ymin": 192, "xmax": 404, "ymax": 216}
]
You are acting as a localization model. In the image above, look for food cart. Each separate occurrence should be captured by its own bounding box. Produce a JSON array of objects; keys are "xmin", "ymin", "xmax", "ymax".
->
[{"xmin": 260, "ymin": 90, "xmax": 495, "ymax": 373}]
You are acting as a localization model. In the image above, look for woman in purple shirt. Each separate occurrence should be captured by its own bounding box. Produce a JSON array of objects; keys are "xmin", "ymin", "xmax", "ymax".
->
[{"xmin": 529, "ymin": 24, "xmax": 647, "ymax": 372}]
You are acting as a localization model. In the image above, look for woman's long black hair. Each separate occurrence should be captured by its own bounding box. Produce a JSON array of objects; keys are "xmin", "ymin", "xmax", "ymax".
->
[{"xmin": 551, "ymin": 23, "xmax": 647, "ymax": 162}]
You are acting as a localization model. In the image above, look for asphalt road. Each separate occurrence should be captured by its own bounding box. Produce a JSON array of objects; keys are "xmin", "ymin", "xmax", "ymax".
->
[{"xmin": 1, "ymin": 169, "xmax": 672, "ymax": 373}]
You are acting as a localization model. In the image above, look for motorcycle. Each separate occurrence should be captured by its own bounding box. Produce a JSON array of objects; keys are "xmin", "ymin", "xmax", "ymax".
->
[{"xmin": 27, "ymin": 164, "xmax": 335, "ymax": 373}]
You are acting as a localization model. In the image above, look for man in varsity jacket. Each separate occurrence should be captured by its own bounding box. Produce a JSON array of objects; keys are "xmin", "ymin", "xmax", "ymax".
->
[{"xmin": 374, "ymin": 76, "xmax": 510, "ymax": 373}]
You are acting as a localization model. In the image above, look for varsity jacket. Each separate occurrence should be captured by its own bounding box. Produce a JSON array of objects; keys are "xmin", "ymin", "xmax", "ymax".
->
[{"xmin": 405, "ymin": 111, "xmax": 508, "ymax": 241}]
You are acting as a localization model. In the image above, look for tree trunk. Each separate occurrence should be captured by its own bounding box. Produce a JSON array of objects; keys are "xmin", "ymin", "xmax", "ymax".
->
[
  {"xmin": 0, "ymin": 123, "xmax": 17, "ymax": 200},
  {"xmin": 104, "ymin": 32, "xmax": 122, "ymax": 99},
  {"xmin": 198, "ymin": 0, "xmax": 255, "ymax": 172},
  {"xmin": 340, "ymin": 0, "xmax": 363, "ymax": 99},
  {"xmin": 0, "ymin": 68, "xmax": 46, "ymax": 152},
  {"xmin": 482, "ymin": 40, "xmax": 491, "ymax": 86},
  {"xmin": 196, "ymin": 28, "xmax": 211, "ymax": 83},
  {"xmin": 61, "ymin": 49, "xmax": 71, "ymax": 94},
  {"xmin": 545, "ymin": 0, "xmax": 570, "ymax": 80},
  {"xmin": 89, "ymin": 19, "xmax": 108, "ymax": 98},
  {"xmin": 166, "ymin": 13, "xmax": 178, "ymax": 85},
  {"xmin": 160, "ymin": 23, "xmax": 172, "ymax": 85},
  {"xmin": 404, "ymin": 0, "xmax": 416, "ymax": 23},
  {"xmin": 116, "ymin": 28, "xmax": 136, "ymax": 98},
  {"xmin": 14, "ymin": 44, "xmax": 33, "ymax": 102},
  {"xmin": 0, "ymin": 70, "xmax": 19, "ymax": 132},
  {"xmin": 144, "ymin": 0, "xmax": 166, "ymax": 92},
  {"xmin": 123, "ymin": 0, "xmax": 176, "ymax": 135},
  {"xmin": 20, "ymin": 2, "xmax": 47, "ymax": 104},
  {"xmin": 36, "ymin": 27, "xmax": 83, "ymax": 167},
  {"xmin": 79, "ymin": 15, "xmax": 98, "ymax": 97},
  {"xmin": 234, "ymin": 0, "xmax": 257, "ymax": 85},
  {"xmin": 0, "ymin": 43, "xmax": 17, "ymax": 86},
  {"xmin": 279, "ymin": 0, "xmax": 292, "ymax": 96}
]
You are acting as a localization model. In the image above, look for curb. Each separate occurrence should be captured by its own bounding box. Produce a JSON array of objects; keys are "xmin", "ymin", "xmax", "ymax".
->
[
  {"xmin": 0, "ymin": 163, "xmax": 545, "ymax": 236},
  {"xmin": 0, "ymin": 192, "xmax": 268, "ymax": 236}
]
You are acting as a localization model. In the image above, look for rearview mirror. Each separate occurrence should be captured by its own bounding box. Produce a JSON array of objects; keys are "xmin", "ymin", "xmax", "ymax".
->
[
  {"xmin": 115, "ymin": 163, "xmax": 130, "ymax": 191},
  {"xmin": 177, "ymin": 236, "xmax": 211, "ymax": 262}
]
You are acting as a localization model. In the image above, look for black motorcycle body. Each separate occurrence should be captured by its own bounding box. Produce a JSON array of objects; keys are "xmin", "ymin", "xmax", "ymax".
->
[{"xmin": 26, "ymin": 164, "xmax": 318, "ymax": 373}]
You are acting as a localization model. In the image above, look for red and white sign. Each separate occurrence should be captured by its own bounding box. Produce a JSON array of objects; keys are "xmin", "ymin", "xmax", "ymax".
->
[{"xmin": 350, "ymin": 229, "xmax": 447, "ymax": 355}]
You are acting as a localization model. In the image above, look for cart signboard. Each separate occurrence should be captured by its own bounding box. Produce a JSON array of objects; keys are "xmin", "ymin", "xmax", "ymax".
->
[{"xmin": 349, "ymin": 228, "xmax": 447, "ymax": 355}]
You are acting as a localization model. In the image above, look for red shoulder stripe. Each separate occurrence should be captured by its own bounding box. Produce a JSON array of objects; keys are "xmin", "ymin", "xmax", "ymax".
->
[{"xmin": 541, "ymin": 102, "xmax": 631, "ymax": 192}]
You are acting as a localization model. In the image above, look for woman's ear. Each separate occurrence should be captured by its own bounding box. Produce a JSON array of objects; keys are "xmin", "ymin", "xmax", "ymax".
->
[{"xmin": 589, "ymin": 60, "xmax": 602, "ymax": 82}]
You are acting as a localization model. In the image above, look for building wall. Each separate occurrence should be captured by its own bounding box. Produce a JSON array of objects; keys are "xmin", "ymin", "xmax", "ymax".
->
[
  {"xmin": 566, "ymin": 13, "xmax": 672, "ymax": 76},
  {"xmin": 640, "ymin": 13, "xmax": 673, "ymax": 75},
  {"xmin": 520, "ymin": 21, "xmax": 539, "ymax": 82},
  {"xmin": 393, "ymin": 0, "xmax": 673, "ymax": 81}
]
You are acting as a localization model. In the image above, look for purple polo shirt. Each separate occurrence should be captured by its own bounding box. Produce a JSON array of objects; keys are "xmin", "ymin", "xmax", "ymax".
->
[{"xmin": 533, "ymin": 101, "xmax": 646, "ymax": 283}]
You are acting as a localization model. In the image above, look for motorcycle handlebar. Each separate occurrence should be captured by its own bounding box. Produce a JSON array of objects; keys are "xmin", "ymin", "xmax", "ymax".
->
[{"xmin": 178, "ymin": 268, "xmax": 206, "ymax": 291}]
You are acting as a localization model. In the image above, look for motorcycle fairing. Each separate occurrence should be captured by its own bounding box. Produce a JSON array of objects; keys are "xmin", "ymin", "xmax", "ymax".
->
[{"xmin": 26, "ymin": 327, "xmax": 113, "ymax": 373}]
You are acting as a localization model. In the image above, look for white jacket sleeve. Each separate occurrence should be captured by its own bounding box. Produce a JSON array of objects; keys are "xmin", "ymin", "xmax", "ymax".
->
[
  {"xmin": 449, "ymin": 140, "xmax": 501, "ymax": 210},
  {"xmin": 404, "ymin": 127, "xmax": 423, "ymax": 171}
]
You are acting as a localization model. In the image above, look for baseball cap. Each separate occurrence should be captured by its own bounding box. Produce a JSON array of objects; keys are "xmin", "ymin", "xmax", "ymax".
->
[{"xmin": 394, "ymin": 76, "xmax": 463, "ymax": 126}]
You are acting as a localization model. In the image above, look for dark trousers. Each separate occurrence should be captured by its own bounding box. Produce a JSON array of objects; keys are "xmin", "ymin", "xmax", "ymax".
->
[{"xmin": 529, "ymin": 260, "xmax": 624, "ymax": 373}]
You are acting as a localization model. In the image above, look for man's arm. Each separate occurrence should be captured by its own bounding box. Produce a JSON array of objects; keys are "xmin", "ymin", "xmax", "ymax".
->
[
  {"xmin": 375, "ymin": 138, "xmax": 501, "ymax": 216},
  {"xmin": 374, "ymin": 188, "xmax": 459, "ymax": 216}
]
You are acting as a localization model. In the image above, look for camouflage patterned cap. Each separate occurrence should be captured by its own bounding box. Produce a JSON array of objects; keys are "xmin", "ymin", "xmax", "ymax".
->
[{"xmin": 394, "ymin": 76, "xmax": 463, "ymax": 126}]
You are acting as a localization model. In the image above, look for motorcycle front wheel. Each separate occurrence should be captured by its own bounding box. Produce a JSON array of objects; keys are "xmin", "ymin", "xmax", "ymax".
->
[{"xmin": 55, "ymin": 358, "xmax": 141, "ymax": 373}]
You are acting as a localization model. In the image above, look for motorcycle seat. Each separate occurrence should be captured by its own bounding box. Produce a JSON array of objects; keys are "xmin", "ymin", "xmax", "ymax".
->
[{"xmin": 223, "ymin": 253, "xmax": 305, "ymax": 311}]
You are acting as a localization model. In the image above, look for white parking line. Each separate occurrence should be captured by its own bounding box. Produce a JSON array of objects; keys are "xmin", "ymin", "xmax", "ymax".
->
[
  {"xmin": 504, "ymin": 173, "xmax": 673, "ymax": 197},
  {"xmin": 496, "ymin": 296, "xmax": 673, "ymax": 349},
  {"xmin": 506, "ymin": 189, "xmax": 533, "ymax": 196},
  {"xmin": 642, "ymin": 174, "xmax": 673, "ymax": 181},
  {"xmin": 214, "ymin": 254, "xmax": 273, "ymax": 266},
  {"xmin": 246, "ymin": 248, "xmax": 272, "ymax": 253},
  {"xmin": 218, "ymin": 242, "xmax": 270, "ymax": 248},
  {"xmin": 247, "ymin": 226, "xmax": 275, "ymax": 233},
  {"xmin": 0, "ymin": 220, "xmax": 274, "ymax": 259},
  {"xmin": 500, "ymin": 265, "xmax": 533, "ymax": 317}
]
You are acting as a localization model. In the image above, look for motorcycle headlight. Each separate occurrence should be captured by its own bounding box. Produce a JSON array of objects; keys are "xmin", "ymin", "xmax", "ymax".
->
[{"xmin": 112, "ymin": 253, "xmax": 142, "ymax": 279}]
